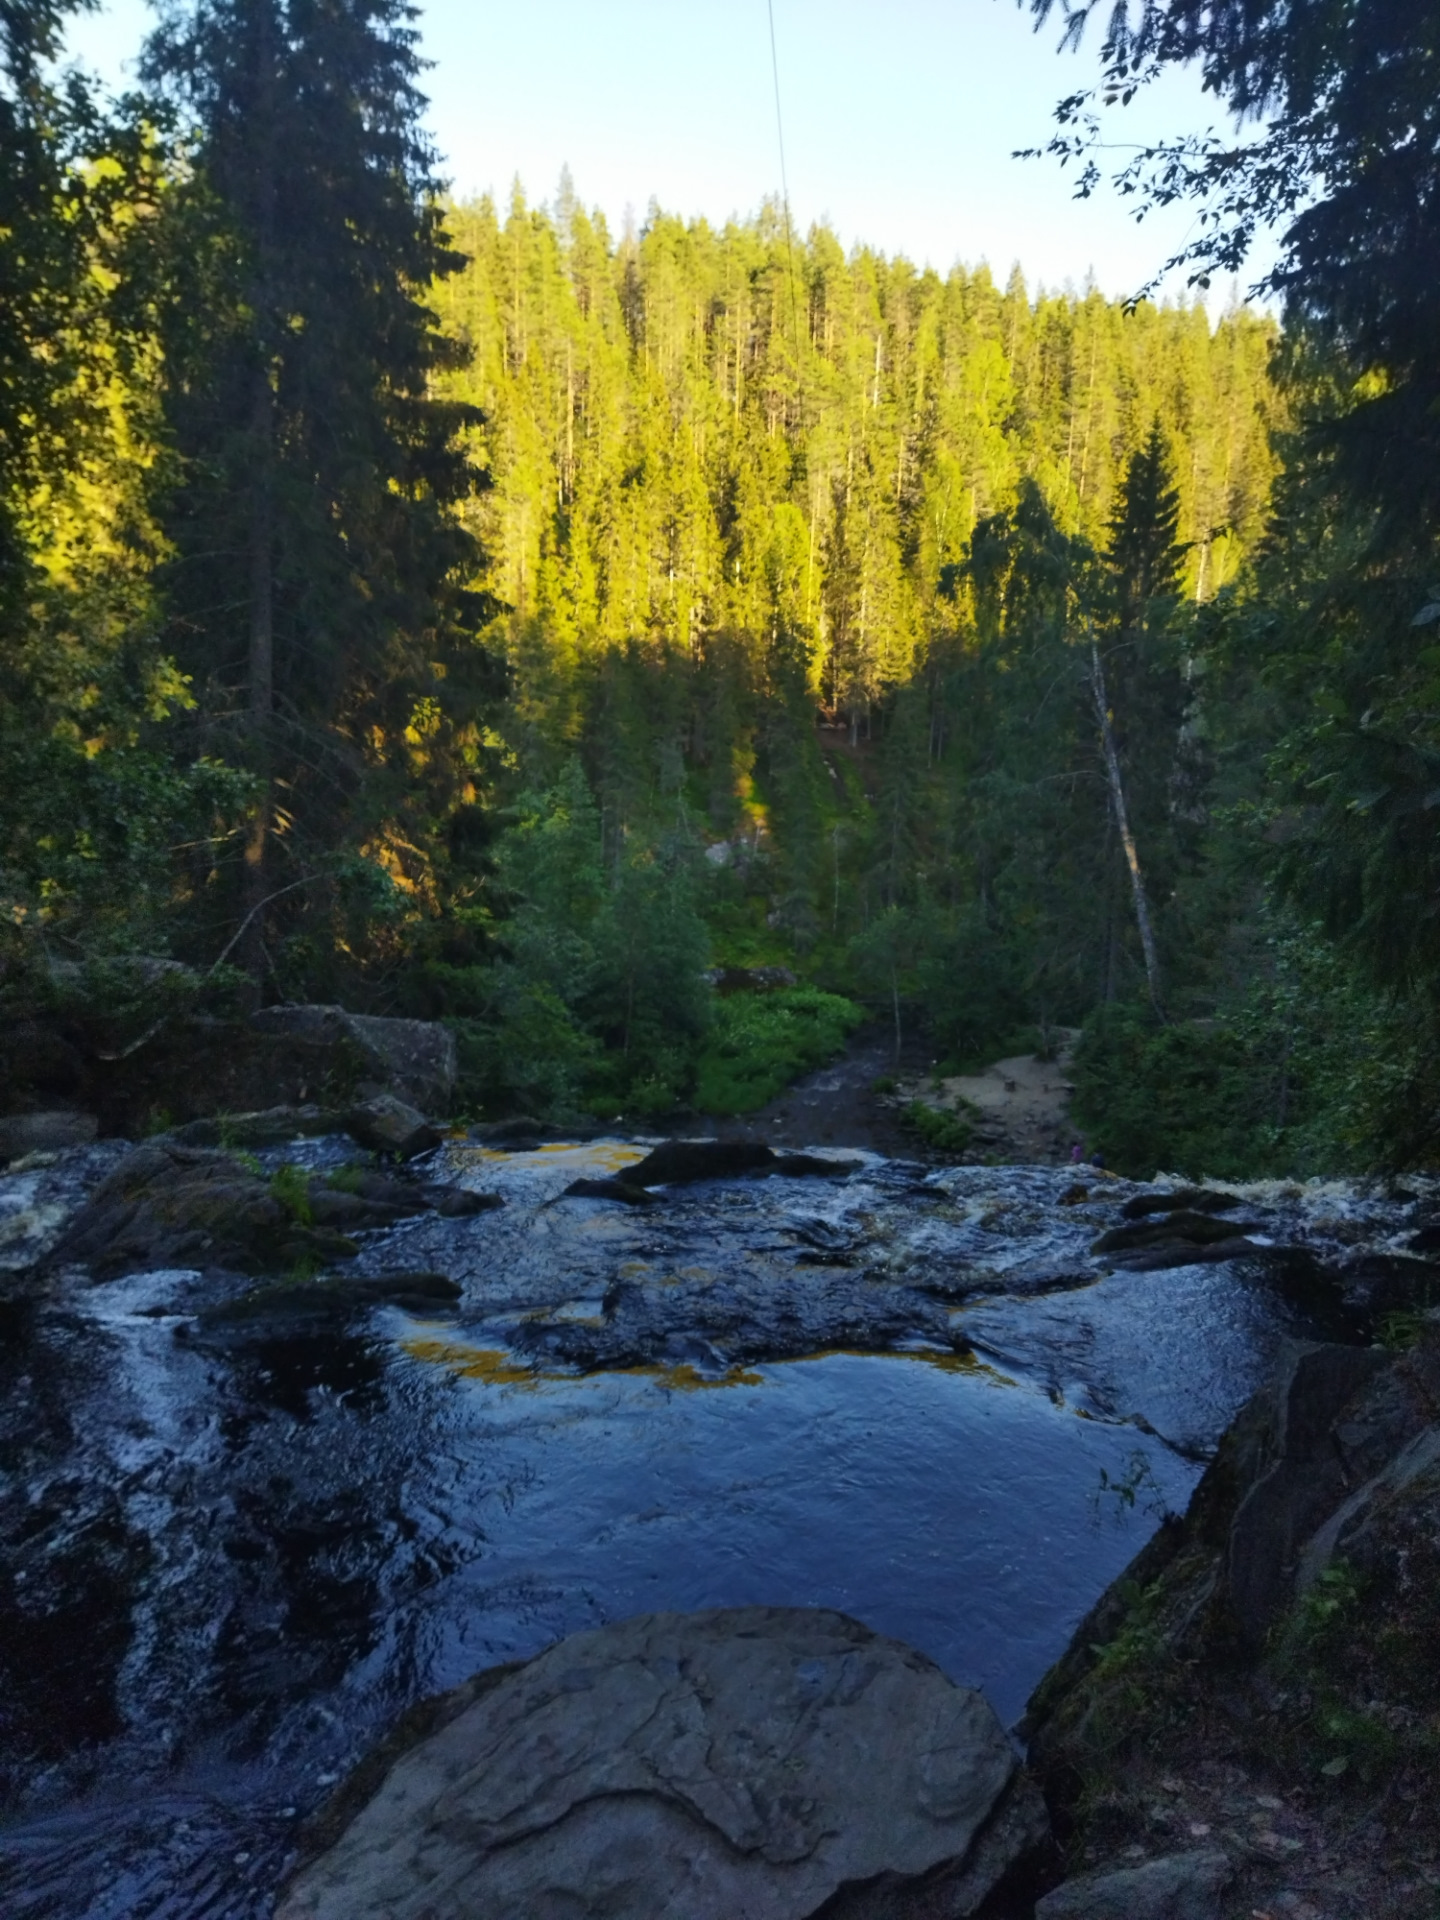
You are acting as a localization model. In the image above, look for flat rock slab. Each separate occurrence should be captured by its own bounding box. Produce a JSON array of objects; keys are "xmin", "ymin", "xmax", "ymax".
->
[
  {"xmin": 278, "ymin": 1607, "xmax": 1045, "ymax": 1920},
  {"xmin": 1035, "ymin": 1848, "xmax": 1232, "ymax": 1919}
]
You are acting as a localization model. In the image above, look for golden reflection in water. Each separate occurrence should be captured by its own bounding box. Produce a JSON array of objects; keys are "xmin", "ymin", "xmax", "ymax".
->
[
  {"xmin": 400, "ymin": 1335, "xmax": 763, "ymax": 1394},
  {"xmin": 455, "ymin": 1142, "xmax": 648, "ymax": 1174}
]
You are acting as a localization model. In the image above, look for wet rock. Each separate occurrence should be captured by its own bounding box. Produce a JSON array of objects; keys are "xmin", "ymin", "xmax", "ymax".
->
[
  {"xmin": 1035, "ymin": 1848, "xmax": 1232, "ymax": 1919},
  {"xmin": 1119, "ymin": 1188, "xmax": 1242, "ymax": 1221},
  {"xmin": 773, "ymin": 1151, "xmax": 861, "ymax": 1178},
  {"xmin": 1103, "ymin": 1237, "xmax": 1275, "ymax": 1273},
  {"xmin": 1296, "ymin": 1314, "xmax": 1440, "ymax": 1597},
  {"xmin": 625, "ymin": 1140, "xmax": 857, "ymax": 1187},
  {"xmin": 1091, "ymin": 1210, "xmax": 1266, "ymax": 1256},
  {"xmin": 41, "ymin": 1142, "xmax": 497, "ymax": 1279},
  {"xmin": 0, "ymin": 1111, "xmax": 98, "ymax": 1163},
  {"xmin": 627, "ymin": 1138, "xmax": 780, "ymax": 1185},
  {"xmin": 1330, "ymin": 1250, "xmax": 1440, "ymax": 1332},
  {"xmin": 44, "ymin": 1143, "xmax": 362, "ymax": 1278},
  {"xmin": 191, "ymin": 1268, "xmax": 461, "ymax": 1333},
  {"xmin": 561, "ymin": 1176, "xmax": 657, "ymax": 1205},
  {"xmin": 277, "ymin": 1606, "xmax": 1046, "ymax": 1920},
  {"xmin": 249, "ymin": 1007, "xmax": 457, "ymax": 1115},
  {"xmin": 343, "ymin": 1095, "xmax": 441, "ymax": 1161}
]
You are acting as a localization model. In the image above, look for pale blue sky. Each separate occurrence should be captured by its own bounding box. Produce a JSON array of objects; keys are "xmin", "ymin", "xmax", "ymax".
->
[{"xmin": 70, "ymin": 0, "xmax": 1275, "ymax": 304}]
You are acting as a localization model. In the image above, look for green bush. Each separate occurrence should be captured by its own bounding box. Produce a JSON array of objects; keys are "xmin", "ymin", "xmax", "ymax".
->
[
  {"xmin": 1069, "ymin": 1006, "xmax": 1271, "ymax": 1181},
  {"xmin": 900, "ymin": 1100, "xmax": 974, "ymax": 1156},
  {"xmin": 695, "ymin": 987, "xmax": 864, "ymax": 1114}
]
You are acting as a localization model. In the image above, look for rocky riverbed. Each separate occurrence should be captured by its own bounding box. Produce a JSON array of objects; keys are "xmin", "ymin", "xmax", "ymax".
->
[{"xmin": 0, "ymin": 1122, "xmax": 1435, "ymax": 1918}]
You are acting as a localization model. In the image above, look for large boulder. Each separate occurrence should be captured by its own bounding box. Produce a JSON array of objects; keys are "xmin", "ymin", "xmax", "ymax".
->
[
  {"xmin": 247, "ymin": 1007, "xmax": 456, "ymax": 1116},
  {"xmin": 43, "ymin": 1141, "xmax": 497, "ymax": 1278},
  {"xmin": 0, "ymin": 1109, "xmax": 98, "ymax": 1164},
  {"xmin": 1035, "ymin": 1849, "xmax": 1232, "ymax": 1920},
  {"xmin": 278, "ymin": 1607, "xmax": 1047, "ymax": 1920}
]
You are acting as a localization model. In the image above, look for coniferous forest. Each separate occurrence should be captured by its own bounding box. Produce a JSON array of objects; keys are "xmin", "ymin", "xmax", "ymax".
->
[{"xmin": 6, "ymin": 0, "xmax": 1440, "ymax": 1178}]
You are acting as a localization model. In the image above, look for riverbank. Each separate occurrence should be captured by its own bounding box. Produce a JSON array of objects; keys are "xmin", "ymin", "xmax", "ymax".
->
[{"xmin": 1022, "ymin": 1318, "xmax": 1440, "ymax": 1919}]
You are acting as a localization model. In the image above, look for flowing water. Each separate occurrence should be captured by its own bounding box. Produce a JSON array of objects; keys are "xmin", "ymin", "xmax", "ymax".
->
[{"xmin": 0, "ymin": 1135, "xmax": 1420, "ymax": 1918}]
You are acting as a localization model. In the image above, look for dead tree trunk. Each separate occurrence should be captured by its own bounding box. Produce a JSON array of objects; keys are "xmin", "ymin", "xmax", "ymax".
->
[
  {"xmin": 241, "ymin": 4, "xmax": 279, "ymax": 980},
  {"xmin": 1090, "ymin": 642, "xmax": 1163, "ymax": 1016}
]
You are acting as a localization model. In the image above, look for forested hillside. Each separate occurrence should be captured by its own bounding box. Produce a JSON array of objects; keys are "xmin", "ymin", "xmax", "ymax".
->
[
  {"xmin": 4, "ymin": 0, "xmax": 1439, "ymax": 1179},
  {"xmin": 436, "ymin": 189, "xmax": 1275, "ymax": 693}
]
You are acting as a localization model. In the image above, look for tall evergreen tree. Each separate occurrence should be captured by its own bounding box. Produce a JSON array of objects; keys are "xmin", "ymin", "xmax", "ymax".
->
[
  {"xmin": 141, "ymin": 0, "xmax": 499, "ymax": 981},
  {"xmin": 1108, "ymin": 418, "xmax": 1184, "ymax": 630}
]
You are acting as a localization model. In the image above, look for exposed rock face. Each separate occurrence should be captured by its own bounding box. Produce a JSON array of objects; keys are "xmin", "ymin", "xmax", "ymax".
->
[
  {"xmin": 342, "ymin": 1093, "xmax": 441, "ymax": 1160},
  {"xmin": 1023, "ymin": 1320, "xmax": 1440, "ymax": 1782},
  {"xmin": 0, "ymin": 1111, "xmax": 97, "ymax": 1163},
  {"xmin": 1035, "ymin": 1849, "xmax": 1232, "ymax": 1919},
  {"xmin": 43, "ymin": 1141, "xmax": 497, "ymax": 1278},
  {"xmin": 278, "ymin": 1607, "xmax": 1046, "ymax": 1920},
  {"xmin": 248, "ymin": 1007, "xmax": 457, "ymax": 1116},
  {"xmin": 1224, "ymin": 1341, "xmax": 1392, "ymax": 1642}
]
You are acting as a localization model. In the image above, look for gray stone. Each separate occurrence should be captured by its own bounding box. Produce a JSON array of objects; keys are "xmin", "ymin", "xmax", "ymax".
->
[
  {"xmin": 344, "ymin": 1094, "xmax": 442, "ymax": 1160},
  {"xmin": 1225, "ymin": 1341, "xmax": 1390, "ymax": 1642},
  {"xmin": 249, "ymin": 1006, "xmax": 457, "ymax": 1115},
  {"xmin": 278, "ymin": 1607, "xmax": 1046, "ymax": 1920},
  {"xmin": 1035, "ymin": 1848, "xmax": 1232, "ymax": 1920},
  {"xmin": 0, "ymin": 1110, "xmax": 98, "ymax": 1162}
]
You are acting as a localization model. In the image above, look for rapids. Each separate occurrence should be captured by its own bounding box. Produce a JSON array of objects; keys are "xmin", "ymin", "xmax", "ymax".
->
[{"xmin": 0, "ymin": 1134, "xmax": 1421, "ymax": 1918}]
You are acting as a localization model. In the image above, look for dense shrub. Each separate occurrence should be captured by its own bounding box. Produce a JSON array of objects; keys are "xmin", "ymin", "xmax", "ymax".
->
[{"xmin": 695, "ymin": 987, "xmax": 864, "ymax": 1115}]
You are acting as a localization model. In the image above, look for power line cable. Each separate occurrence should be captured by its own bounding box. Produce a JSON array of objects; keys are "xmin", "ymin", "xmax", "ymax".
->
[{"xmin": 766, "ymin": 0, "xmax": 806, "ymax": 413}]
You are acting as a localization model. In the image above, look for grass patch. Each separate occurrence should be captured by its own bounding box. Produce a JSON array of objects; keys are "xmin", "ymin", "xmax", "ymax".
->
[
  {"xmin": 695, "ymin": 987, "xmax": 864, "ymax": 1115},
  {"xmin": 269, "ymin": 1161, "xmax": 314, "ymax": 1226}
]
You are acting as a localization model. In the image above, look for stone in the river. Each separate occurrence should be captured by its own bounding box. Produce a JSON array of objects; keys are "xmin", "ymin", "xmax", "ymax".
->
[
  {"xmin": 277, "ymin": 1607, "xmax": 1046, "ymax": 1920},
  {"xmin": 1091, "ymin": 1210, "xmax": 1265, "ymax": 1255},
  {"xmin": 44, "ymin": 1142, "xmax": 361, "ymax": 1277},
  {"xmin": 1035, "ymin": 1848, "xmax": 1232, "ymax": 1919},
  {"xmin": 0, "ymin": 1110, "xmax": 98, "ymax": 1162},
  {"xmin": 773, "ymin": 1150, "xmax": 861, "ymax": 1177},
  {"xmin": 193, "ymin": 1268, "xmax": 461, "ymax": 1332},
  {"xmin": 625, "ymin": 1139, "xmax": 857, "ymax": 1187},
  {"xmin": 344, "ymin": 1093, "xmax": 441, "ymax": 1160},
  {"xmin": 562, "ymin": 1175, "xmax": 657, "ymax": 1205},
  {"xmin": 626, "ymin": 1138, "xmax": 780, "ymax": 1185},
  {"xmin": 1119, "ymin": 1188, "xmax": 1242, "ymax": 1221},
  {"xmin": 40, "ymin": 1140, "xmax": 495, "ymax": 1278}
]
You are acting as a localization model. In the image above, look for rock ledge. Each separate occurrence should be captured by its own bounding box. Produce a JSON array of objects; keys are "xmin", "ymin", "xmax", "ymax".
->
[{"xmin": 279, "ymin": 1606, "xmax": 1046, "ymax": 1920}]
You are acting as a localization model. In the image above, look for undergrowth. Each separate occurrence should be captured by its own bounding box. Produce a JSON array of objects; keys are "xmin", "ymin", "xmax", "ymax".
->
[{"xmin": 694, "ymin": 987, "xmax": 864, "ymax": 1114}]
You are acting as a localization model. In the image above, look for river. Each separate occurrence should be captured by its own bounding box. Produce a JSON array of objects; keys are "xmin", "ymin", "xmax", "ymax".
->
[{"xmin": 0, "ymin": 1132, "xmax": 1411, "ymax": 1918}]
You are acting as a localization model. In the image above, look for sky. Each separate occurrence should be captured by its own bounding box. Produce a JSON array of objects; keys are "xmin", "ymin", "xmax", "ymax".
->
[{"xmin": 69, "ymin": 0, "xmax": 1277, "ymax": 306}]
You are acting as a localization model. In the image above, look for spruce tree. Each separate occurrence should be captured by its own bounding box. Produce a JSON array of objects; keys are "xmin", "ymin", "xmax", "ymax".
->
[
  {"xmin": 1108, "ymin": 419, "xmax": 1185, "ymax": 632},
  {"xmin": 141, "ymin": 0, "xmax": 497, "ymax": 982}
]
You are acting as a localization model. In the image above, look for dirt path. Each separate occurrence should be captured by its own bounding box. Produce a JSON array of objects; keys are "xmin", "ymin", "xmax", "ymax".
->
[
  {"xmin": 892, "ymin": 1034, "xmax": 1082, "ymax": 1166},
  {"xmin": 706, "ymin": 1025, "xmax": 932, "ymax": 1155},
  {"xmin": 705, "ymin": 1026, "xmax": 1081, "ymax": 1165}
]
